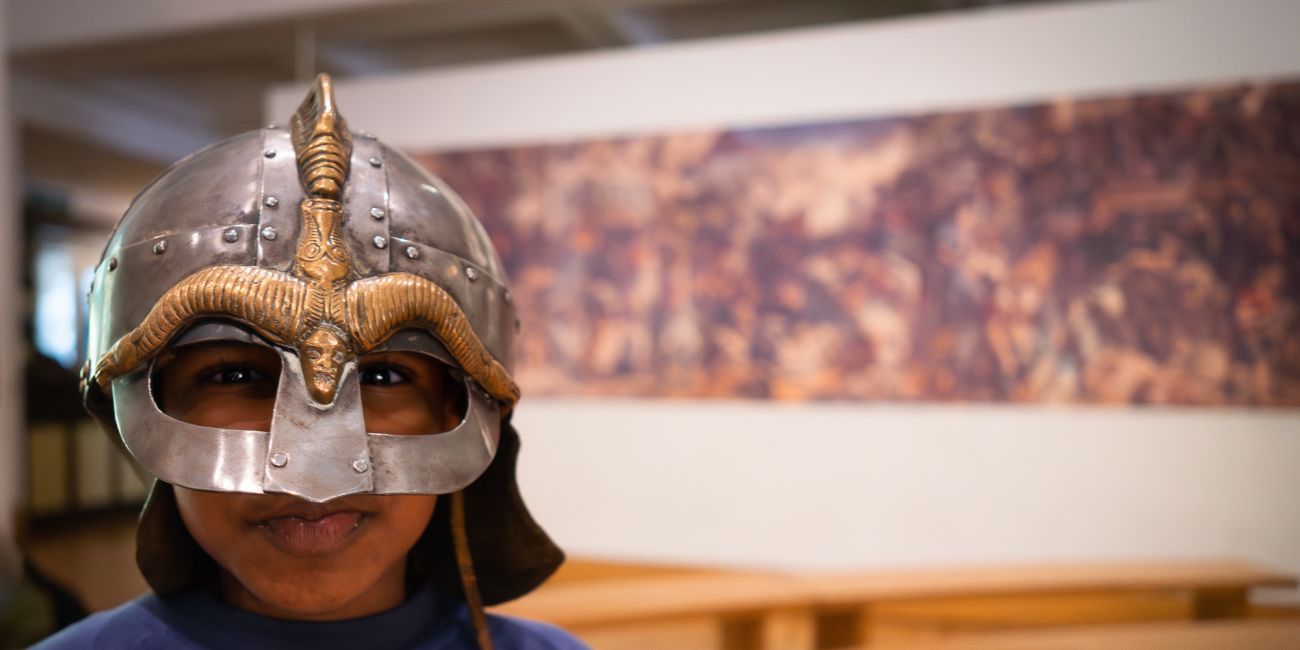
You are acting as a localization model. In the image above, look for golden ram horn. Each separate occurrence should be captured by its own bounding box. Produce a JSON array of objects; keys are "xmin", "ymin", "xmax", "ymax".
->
[
  {"xmin": 94, "ymin": 265, "xmax": 310, "ymax": 389},
  {"xmin": 344, "ymin": 273, "xmax": 520, "ymax": 407}
]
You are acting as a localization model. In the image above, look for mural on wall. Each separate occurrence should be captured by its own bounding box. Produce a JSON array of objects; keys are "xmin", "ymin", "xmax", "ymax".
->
[{"xmin": 416, "ymin": 82, "xmax": 1300, "ymax": 406}]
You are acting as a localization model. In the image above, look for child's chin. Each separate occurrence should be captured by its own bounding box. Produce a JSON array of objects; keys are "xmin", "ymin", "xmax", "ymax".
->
[{"xmin": 236, "ymin": 564, "xmax": 390, "ymax": 619}]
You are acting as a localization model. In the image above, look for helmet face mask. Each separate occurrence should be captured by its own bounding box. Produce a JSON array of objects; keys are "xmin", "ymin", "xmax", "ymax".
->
[
  {"xmin": 112, "ymin": 321, "xmax": 498, "ymax": 502},
  {"xmin": 85, "ymin": 75, "xmax": 516, "ymax": 503}
]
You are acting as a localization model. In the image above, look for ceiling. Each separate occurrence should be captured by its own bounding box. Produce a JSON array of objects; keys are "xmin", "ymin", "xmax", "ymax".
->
[{"xmin": 8, "ymin": 0, "xmax": 1075, "ymax": 222}]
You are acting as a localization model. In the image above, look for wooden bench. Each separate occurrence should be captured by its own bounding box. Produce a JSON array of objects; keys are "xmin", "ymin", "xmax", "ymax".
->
[
  {"xmin": 807, "ymin": 560, "xmax": 1298, "ymax": 645},
  {"xmin": 493, "ymin": 560, "xmax": 1298, "ymax": 650},
  {"xmin": 866, "ymin": 619, "xmax": 1300, "ymax": 649}
]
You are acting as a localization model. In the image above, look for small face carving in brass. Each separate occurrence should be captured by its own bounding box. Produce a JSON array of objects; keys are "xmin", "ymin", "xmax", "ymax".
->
[{"xmin": 301, "ymin": 328, "xmax": 349, "ymax": 404}]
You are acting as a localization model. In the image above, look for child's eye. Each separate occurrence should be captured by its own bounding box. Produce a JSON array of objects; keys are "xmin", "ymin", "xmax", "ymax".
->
[
  {"xmin": 207, "ymin": 366, "xmax": 268, "ymax": 384},
  {"xmin": 360, "ymin": 365, "xmax": 409, "ymax": 386}
]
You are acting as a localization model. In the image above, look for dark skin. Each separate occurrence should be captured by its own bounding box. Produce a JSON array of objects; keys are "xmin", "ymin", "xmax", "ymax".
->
[{"xmin": 157, "ymin": 341, "xmax": 461, "ymax": 621}]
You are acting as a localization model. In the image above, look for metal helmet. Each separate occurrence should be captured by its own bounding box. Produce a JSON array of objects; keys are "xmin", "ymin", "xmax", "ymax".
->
[{"xmin": 81, "ymin": 74, "xmax": 561, "ymax": 605}]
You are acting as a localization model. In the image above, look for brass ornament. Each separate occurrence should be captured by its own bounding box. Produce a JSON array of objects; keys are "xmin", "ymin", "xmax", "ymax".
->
[
  {"xmin": 291, "ymin": 74, "xmax": 352, "ymax": 200},
  {"xmin": 93, "ymin": 73, "xmax": 520, "ymax": 408}
]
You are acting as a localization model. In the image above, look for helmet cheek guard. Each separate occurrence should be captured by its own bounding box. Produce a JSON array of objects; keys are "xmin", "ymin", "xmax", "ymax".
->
[{"xmin": 81, "ymin": 74, "xmax": 561, "ymax": 605}]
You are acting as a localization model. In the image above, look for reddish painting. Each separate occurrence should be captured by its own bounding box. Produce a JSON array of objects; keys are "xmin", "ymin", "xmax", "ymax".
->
[{"xmin": 416, "ymin": 82, "xmax": 1300, "ymax": 406}]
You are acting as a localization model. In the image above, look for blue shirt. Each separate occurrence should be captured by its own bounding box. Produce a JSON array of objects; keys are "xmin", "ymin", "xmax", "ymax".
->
[{"xmin": 32, "ymin": 583, "xmax": 586, "ymax": 650}]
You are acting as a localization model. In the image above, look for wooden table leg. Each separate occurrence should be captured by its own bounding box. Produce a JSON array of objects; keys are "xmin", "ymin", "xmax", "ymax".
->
[
  {"xmin": 1192, "ymin": 587, "xmax": 1249, "ymax": 619},
  {"xmin": 855, "ymin": 605, "xmax": 874, "ymax": 647},
  {"xmin": 758, "ymin": 608, "xmax": 816, "ymax": 650}
]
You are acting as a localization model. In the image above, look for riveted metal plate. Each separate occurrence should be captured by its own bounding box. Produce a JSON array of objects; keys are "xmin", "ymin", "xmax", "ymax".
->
[
  {"xmin": 342, "ymin": 133, "xmax": 391, "ymax": 276},
  {"xmin": 256, "ymin": 128, "xmax": 306, "ymax": 272},
  {"xmin": 102, "ymin": 132, "xmax": 262, "ymax": 255},
  {"xmin": 388, "ymin": 237, "xmax": 516, "ymax": 371},
  {"xmin": 90, "ymin": 223, "xmax": 259, "ymax": 366},
  {"xmin": 384, "ymin": 146, "xmax": 502, "ymax": 275},
  {"xmin": 89, "ymin": 133, "xmax": 263, "ymax": 364}
]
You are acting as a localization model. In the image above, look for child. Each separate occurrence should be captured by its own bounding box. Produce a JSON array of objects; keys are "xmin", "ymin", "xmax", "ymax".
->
[{"xmin": 36, "ymin": 75, "xmax": 584, "ymax": 650}]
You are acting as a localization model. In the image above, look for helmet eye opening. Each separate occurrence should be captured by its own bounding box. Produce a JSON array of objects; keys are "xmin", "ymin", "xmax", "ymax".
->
[
  {"xmin": 149, "ymin": 339, "xmax": 283, "ymax": 433},
  {"xmin": 355, "ymin": 350, "xmax": 469, "ymax": 436}
]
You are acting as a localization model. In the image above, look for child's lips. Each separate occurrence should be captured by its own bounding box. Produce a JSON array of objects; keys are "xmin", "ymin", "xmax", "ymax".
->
[{"xmin": 257, "ymin": 510, "xmax": 365, "ymax": 557}]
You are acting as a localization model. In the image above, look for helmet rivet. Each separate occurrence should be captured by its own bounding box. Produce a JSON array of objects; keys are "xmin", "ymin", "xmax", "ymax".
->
[
  {"xmin": 405, "ymin": 246, "xmax": 420, "ymax": 260},
  {"xmin": 503, "ymin": 289, "xmax": 512, "ymax": 304},
  {"xmin": 514, "ymin": 317, "xmax": 521, "ymax": 332},
  {"xmin": 223, "ymin": 228, "xmax": 240, "ymax": 243},
  {"xmin": 261, "ymin": 226, "xmax": 278, "ymax": 241},
  {"xmin": 263, "ymin": 196, "xmax": 279, "ymax": 208},
  {"xmin": 369, "ymin": 207, "xmax": 385, "ymax": 220},
  {"xmin": 270, "ymin": 452, "xmax": 289, "ymax": 468},
  {"xmin": 465, "ymin": 267, "xmax": 478, "ymax": 281},
  {"xmin": 373, "ymin": 235, "xmax": 387, "ymax": 249},
  {"xmin": 352, "ymin": 459, "xmax": 369, "ymax": 473},
  {"xmin": 152, "ymin": 240, "xmax": 166, "ymax": 254},
  {"xmin": 368, "ymin": 157, "xmax": 382, "ymax": 168},
  {"xmin": 263, "ymin": 149, "xmax": 276, "ymax": 159},
  {"xmin": 266, "ymin": 123, "xmax": 278, "ymax": 130},
  {"xmin": 108, "ymin": 257, "xmax": 118, "ymax": 271},
  {"xmin": 359, "ymin": 131, "xmax": 377, "ymax": 140}
]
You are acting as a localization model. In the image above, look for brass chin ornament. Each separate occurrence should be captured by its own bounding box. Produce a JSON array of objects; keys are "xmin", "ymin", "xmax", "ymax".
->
[{"xmin": 92, "ymin": 74, "xmax": 520, "ymax": 408}]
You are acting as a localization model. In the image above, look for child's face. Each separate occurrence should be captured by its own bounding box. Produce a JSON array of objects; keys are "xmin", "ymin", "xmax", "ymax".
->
[{"xmin": 156, "ymin": 341, "xmax": 462, "ymax": 619}]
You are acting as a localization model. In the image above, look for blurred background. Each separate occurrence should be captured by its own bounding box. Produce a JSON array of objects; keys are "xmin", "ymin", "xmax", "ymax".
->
[{"xmin": 3, "ymin": 0, "xmax": 1300, "ymax": 647}]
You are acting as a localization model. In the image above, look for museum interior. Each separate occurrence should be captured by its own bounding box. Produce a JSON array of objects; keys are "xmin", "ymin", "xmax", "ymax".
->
[{"xmin": 2, "ymin": 0, "xmax": 1299, "ymax": 647}]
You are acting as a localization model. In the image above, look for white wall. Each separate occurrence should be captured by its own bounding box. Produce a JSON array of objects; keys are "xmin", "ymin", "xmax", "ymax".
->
[
  {"xmin": 268, "ymin": 0, "xmax": 1300, "ymax": 596},
  {"xmin": 514, "ymin": 402, "xmax": 1300, "ymax": 575}
]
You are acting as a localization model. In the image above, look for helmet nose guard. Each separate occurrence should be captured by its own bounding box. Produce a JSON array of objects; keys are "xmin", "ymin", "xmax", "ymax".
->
[{"xmin": 262, "ymin": 351, "xmax": 373, "ymax": 502}]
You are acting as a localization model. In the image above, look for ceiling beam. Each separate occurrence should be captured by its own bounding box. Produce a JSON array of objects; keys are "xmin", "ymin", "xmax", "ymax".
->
[
  {"xmin": 555, "ymin": 7, "xmax": 633, "ymax": 49},
  {"xmin": 12, "ymin": 72, "xmax": 223, "ymax": 165},
  {"xmin": 6, "ymin": 0, "xmax": 417, "ymax": 53}
]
